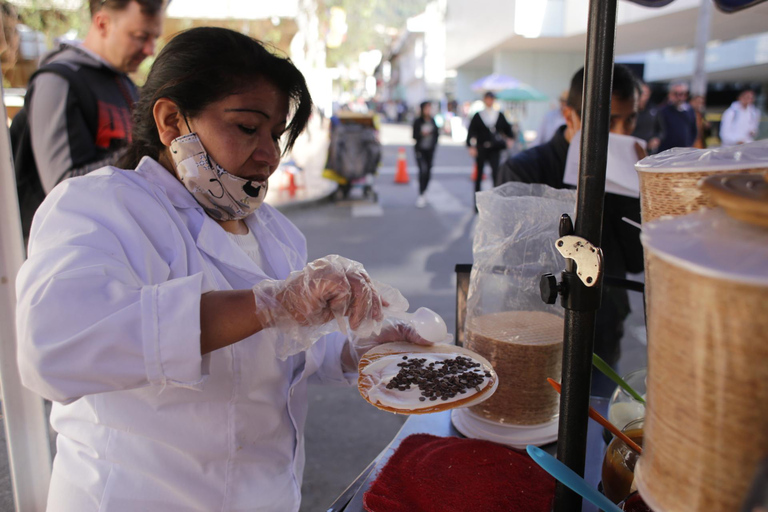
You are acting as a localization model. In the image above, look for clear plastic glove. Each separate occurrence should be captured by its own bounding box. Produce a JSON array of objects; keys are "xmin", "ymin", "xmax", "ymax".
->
[
  {"xmin": 253, "ymin": 255, "xmax": 409, "ymax": 359},
  {"xmin": 343, "ymin": 319, "xmax": 436, "ymax": 372}
]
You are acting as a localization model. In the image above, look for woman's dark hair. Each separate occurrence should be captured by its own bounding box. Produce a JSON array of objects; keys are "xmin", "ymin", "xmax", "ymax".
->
[{"xmin": 119, "ymin": 27, "xmax": 312, "ymax": 169}]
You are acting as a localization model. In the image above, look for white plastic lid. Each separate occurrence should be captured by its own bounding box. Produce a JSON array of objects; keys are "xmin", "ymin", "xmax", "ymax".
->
[
  {"xmin": 451, "ymin": 408, "xmax": 559, "ymax": 448},
  {"xmin": 641, "ymin": 208, "xmax": 768, "ymax": 286},
  {"xmin": 635, "ymin": 139, "xmax": 768, "ymax": 173}
]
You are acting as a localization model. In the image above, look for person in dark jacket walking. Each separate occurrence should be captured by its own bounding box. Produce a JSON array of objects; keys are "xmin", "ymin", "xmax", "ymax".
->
[
  {"xmin": 466, "ymin": 91, "xmax": 514, "ymax": 208},
  {"xmin": 412, "ymin": 101, "xmax": 439, "ymax": 208},
  {"xmin": 632, "ymin": 82, "xmax": 659, "ymax": 153}
]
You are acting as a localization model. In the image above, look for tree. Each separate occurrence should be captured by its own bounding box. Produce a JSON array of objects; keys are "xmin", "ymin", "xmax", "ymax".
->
[
  {"xmin": 13, "ymin": 0, "xmax": 88, "ymax": 44},
  {"xmin": 320, "ymin": 0, "xmax": 429, "ymax": 68}
]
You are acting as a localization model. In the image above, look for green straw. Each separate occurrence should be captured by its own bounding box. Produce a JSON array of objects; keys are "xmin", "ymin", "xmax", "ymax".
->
[{"xmin": 592, "ymin": 354, "xmax": 646, "ymax": 405}]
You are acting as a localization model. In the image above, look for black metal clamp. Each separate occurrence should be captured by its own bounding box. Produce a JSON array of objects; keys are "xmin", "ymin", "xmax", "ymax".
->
[{"xmin": 540, "ymin": 214, "xmax": 604, "ymax": 312}]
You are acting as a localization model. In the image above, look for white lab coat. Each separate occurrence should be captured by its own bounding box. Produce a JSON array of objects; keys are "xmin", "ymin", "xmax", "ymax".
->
[{"xmin": 16, "ymin": 156, "xmax": 354, "ymax": 512}]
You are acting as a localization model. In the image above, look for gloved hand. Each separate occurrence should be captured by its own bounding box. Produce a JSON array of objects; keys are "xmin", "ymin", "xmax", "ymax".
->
[
  {"xmin": 342, "ymin": 319, "xmax": 437, "ymax": 372},
  {"xmin": 253, "ymin": 255, "xmax": 406, "ymax": 359}
]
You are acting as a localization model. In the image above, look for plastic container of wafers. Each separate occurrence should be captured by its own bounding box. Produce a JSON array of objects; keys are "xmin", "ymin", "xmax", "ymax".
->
[
  {"xmin": 455, "ymin": 183, "xmax": 574, "ymax": 447},
  {"xmin": 635, "ymin": 180, "xmax": 768, "ymax": 512},
  {"xmin": 635, "ymin": 139, "xmax": 768, "ymax": 223}
]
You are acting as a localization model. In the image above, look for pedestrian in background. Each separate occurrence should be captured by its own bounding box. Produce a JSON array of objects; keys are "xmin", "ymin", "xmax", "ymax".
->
[
  {"xmin": 532, "ymin": 90, "xmax": 567, "ymax": 147},
  {"xmin": 690, "ymin": 94, "xmax": 711, "ymax": 149},
  {"xmin": 412, "ymin": 100, "xmax": 439, "ymax": 208},
  {"xmin": 466, "ymin": 91, "xmax": 514, "ymax": 209},
  {"xmin": 11, "ymin": 0, "xmax": 164, "ymax": 240},
  {"xmin": 633, "ymin": 82, "xmax": 658, "ymax": 152},
  {"xmin": 652, "ymin": 81, "xmax": 697, "ymax": 153},
  {"xmin": 16, "ymin": 27, "xmax": 430, "ymax": 512},
  {"xmin": 719, "ymin": 88, "xmax": 761, "ymax": 146}
]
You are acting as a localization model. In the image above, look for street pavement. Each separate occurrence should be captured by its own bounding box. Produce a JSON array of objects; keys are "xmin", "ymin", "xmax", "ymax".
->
[
  {"xmin": 0, "ymin": 122, "xmax": 647, "ymax": 511},
  {"xmin": 292, "ymin": 126, "xmax": 486, "ymax": 512}
]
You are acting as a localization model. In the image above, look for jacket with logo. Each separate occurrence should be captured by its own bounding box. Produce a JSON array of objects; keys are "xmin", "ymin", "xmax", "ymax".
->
[{"xmin": 27, "ymin": 43, "xmax": 138, "ymax": 193}]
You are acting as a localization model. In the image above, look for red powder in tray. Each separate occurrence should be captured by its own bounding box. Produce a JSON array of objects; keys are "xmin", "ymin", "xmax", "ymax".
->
[{"xmin": 363, "ymin": 433, "xmax": 555, "ymax": 512}]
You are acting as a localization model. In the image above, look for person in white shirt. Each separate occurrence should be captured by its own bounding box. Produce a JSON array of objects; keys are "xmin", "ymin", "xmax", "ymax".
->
[
  {"xmin": 532, "ymin": 90, "xmax": 567, "ymax": 147},
  {"xmin": 16, "ymin": 27, "xmax": 431, "ymax": 512},
  {"xmin": 719, "ymin": 89, "xmax": 761, "ymax": 147}
]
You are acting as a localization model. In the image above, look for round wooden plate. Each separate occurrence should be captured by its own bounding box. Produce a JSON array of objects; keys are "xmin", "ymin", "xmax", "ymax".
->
[{"xmin": 358, "ymin": 342, "xmax": 499, "ymax": 415}]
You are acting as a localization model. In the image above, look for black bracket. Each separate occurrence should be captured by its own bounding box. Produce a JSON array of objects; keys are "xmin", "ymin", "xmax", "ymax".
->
[{"xmin": 540, "ymin": 214, "xmax": 603, "ymax": 312}]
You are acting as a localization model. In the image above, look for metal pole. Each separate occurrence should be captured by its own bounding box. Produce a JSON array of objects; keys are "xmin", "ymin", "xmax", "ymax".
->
[
  {"xmin": 0, "ymin": 84, "xmax": 53, "ymax": 511},
  {"xmin": 553, "ymin": 0, "xmax": 617, "ymax": 510},
  {"xmin": 691, "ymin": 0, "xmax": 713, "ymax": 97}
]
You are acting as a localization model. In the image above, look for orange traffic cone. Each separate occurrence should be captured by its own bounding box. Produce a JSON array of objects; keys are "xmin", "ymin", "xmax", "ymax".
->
[
  {"xmin": 277, "ymin": 164, "xmax": 303, "ymax": 196},
  {"xmin": 287, "ymin": 172, "xmax": 298, "ymax": 196},
  {"xmin": 394, "ymin": 147, "xmax": 410, "ymax": 184}
]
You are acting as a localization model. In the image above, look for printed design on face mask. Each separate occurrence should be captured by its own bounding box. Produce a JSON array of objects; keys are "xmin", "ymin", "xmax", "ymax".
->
[
  {"xmin": 170, "ymin": 133, "xmax": 268, "ymax": 221},
  {"xmin": 242, "ymin": 181, "xmax": 262, "ymax": 198},
  {"xmin": 207, "ymin": 178, "xmax": 225, "ymax": 199}
]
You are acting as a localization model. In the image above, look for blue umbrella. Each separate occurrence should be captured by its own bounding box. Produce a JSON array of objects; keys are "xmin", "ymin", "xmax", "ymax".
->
[
  {"xmin": 495, "ymin": 84, "xmax": 549, "ymax": 102},
  {"xmin": 471, "ymin": 73, "xmax": 522, "ymax": 92},
  {"xmin": 471, "ymin": 73, "xmax": 548, "ymax": 102}
]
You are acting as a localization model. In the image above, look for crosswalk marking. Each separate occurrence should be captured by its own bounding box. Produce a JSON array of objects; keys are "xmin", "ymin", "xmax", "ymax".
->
[
  {"xmin": 424, "ymin": 180, "xmax": 467, "ymax": 214},
  {"xmin": 351, "ymin": 203, "xmax": 384, "ymax": 217}
]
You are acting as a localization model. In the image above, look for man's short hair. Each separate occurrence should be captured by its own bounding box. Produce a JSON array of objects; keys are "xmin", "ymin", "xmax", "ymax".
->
[
  {"xmin": 668, "ymin": 80, "xmax": 689, "ymax": 92},
  {"xmin": 566, "ymin": 64, "xmax": 640, "ymax": 116},
  {"xmin": 89, "ymin": 0, "xmax": 164, "ymax": 17},
  {"xmin": 484, "ymin": 91, "xmax": 496, "ymax": 100}
]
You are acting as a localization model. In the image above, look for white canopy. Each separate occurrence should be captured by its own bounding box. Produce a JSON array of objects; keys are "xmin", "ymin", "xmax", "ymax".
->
[{"xmin": 166, "ymin": 0, "xmax": 298, "ymax": 20}]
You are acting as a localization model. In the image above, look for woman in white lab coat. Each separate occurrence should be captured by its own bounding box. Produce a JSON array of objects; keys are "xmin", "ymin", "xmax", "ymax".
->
[{"xmin": 16, "ymin": 27, "xmax": 428, "ymax": 511}]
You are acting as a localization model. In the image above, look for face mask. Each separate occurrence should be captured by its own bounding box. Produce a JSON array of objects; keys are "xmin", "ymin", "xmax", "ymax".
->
[
  {"xmin": 169, "ymin": 132, "xmax": 268, "ymax": 221},
  {"xmin": 563, "ymin": 131, "xmax": 646, "ymax": 198}
]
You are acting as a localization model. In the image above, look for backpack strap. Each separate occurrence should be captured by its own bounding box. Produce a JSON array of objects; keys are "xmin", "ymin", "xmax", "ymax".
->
[{"xmin": 25, "ymin": 62, "xmax": 99, "ymax": 136}]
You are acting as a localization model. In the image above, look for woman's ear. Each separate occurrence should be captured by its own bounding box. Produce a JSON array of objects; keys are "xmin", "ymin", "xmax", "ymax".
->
[{"xmin": 153, "ymin": 98, "xmax": 185, "ymax": 148}]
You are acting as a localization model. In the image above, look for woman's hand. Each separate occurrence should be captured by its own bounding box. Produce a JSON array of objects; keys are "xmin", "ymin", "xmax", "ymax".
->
[
  {"xmin": 253, "ymin": 255, "xmax": 385, "ymax": 333},
  {"xmin": 342, "ymin": 320, "xmax": 435, "ymax": 373},
  {"xmin": 363, "ymin": 321, "xmax": 433, "ymax": 347}
]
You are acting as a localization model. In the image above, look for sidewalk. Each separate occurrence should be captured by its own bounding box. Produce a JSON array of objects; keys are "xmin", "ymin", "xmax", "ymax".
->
[{"xmin": 265, "ymin": 115, "xmax": 336, "ymax": 211}]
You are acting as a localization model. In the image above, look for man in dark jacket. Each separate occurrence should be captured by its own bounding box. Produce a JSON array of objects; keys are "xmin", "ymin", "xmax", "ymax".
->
[
  {"xmin": 466, "ymin": 91, "xmax": 515, "ymax": 208},
  {"xmin": 652, "ymin": 81, "xmax": 697, "ymax": 153},
  {"xmin": 497, "ymin": 124, "xmax": 568, "ymax": 189},
  {"xmin": 28, "ymin": 0, "xmax": 163, "ymax": 190},
  {"xmin": 14, "ymin": 0, "xmax": 163, "ymax": 238},
  {"xmin": 497, "ymin": 65, "xmax": 644, "ymax": 394}
]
